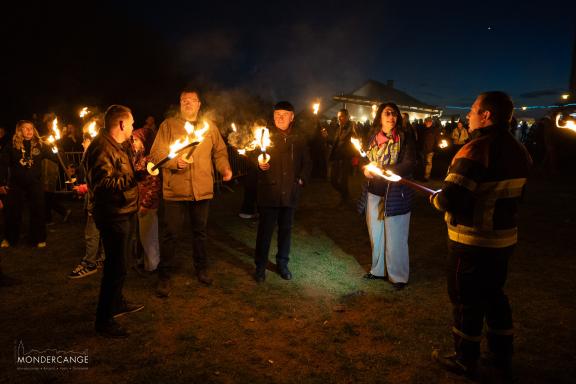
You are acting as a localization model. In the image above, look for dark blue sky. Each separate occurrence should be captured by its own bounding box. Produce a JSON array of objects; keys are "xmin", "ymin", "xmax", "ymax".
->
[{"xmin": 1, "ymin": 0, "xmax": 574, "ymax": 124}]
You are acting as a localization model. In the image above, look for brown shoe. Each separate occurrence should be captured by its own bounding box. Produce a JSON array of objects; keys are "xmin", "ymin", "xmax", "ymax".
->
[
  {"xmin": 196, "ymin": 270, "xmax": 213, "ymax": 286},
  {"xmin": 156, "ymin": 279, "xmax": 171, "ymax": 298}
]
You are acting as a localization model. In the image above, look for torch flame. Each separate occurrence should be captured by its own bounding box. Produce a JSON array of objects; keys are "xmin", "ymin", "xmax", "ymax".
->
[
  {"xmin": 439, "ymin": 139, "xmax": 449, "ymax": 148},
  {"xmin": 350, "ymin": 137, "xmax": 367, "ymax": 157},
  {"xmin": 51, "ymin": 118, "xmax": 61, "ymax": 140},
  {"xmin": 51, "ymin": 146, "xmax": 58, "ymax": 154},
  {"xmin": 184, "ymin": 121, "xmax": 194, "ymax": 135},
  {"xmin": 556, "ymin": 113, "xmax": 576, "ymax": 133},
  {"xmin": 365, "ymin": 163, "xmax": 402, "ymax": 182},
  {"xmin": 168, "ymin": 138, "xmax": 190, "ymax": 158},
  {"xmin": 47, "ymin": 135, "xmax": 55, "ymax": 144},
  {"xmin": 184, "ymin": 121, "xmax": 209, "ymax": 142},
  {"xmin": 237, "ymin": 149, "xmax": 246, "ymax": 155},
  {"xmin": 79, "ymin": 107, "xmax": 89, "ymax": 118},
  {"xmin": 192, "ymin": 121, "xmax": 210, "ymax": 142},
  {"xmin": 383, "ymin": 169, "xmax": 402, "ymax": 182},
  {"xmin": 255, "ymin": 127, "xmax": 270, "ymax": 151},
  {"xmin": 365, "ymin": 162, "xmax": 385, "ymax": 178},
  {"xmin": 313, "ymin": 103, "xmax": 320, "ymax": 115},
  {"xmin": 231, "ymin": 122, "xmax": 237, "ymax": 132},
  {"xmin": 88, "ymin": 121, "xmax": 98, "ymax": 138}
]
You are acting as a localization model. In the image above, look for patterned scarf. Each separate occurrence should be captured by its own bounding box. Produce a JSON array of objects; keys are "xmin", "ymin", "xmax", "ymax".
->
[{"xmin": 367, "ymin": 130, "xmax": 401, "ymax": 219}]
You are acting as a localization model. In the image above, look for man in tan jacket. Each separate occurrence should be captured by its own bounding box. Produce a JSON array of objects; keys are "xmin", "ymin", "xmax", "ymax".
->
[{"xmin": 150, "ymin": 88, "xmax": 232, "ymax": 297}]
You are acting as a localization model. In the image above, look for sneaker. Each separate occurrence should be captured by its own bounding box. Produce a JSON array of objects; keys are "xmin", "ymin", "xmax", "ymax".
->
[
  {"xmin": 95, "ymin": 320, "xmax": 129, "ymax": 338},
  {"xmin": 68, "ymin": 262, "xmax": 98, "ymax": 279},
  {"xmin": 432, "ymin": 349, "xmax": 477, "ymax": 378},
  {"xmin": 1, "ymin": 240, "xmax": 10, "ymax": 248},
  {"xmin": 37, "ymin": 242, "xmax": 47, "ymax": 248},
  {"xmin": 113, "ymin": 301, "xmax": 144, "ymax": 319}
]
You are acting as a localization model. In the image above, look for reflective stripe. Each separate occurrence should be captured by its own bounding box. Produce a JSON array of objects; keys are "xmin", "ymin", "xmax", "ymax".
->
[
  {"xmin": 475, "ymin": 178, "xmax": 527, "ymax": 230},
  {"xmin": 432, "ymin": 193, "xmax": 442, "ymax": 211},
  {"xmin": 445, "ymin": 173, "xmax": 477, "ymax": 191},
  {"xmin": 476, "ymin": 178, "xmax": 527, "ymax": 198},
  {"xmin": 447, "ymin": 223, "xmax": 517, "ymax": 248},
  {"xmin": 452, "ymin": 327, "xmax": 482, "ymax": 342}
]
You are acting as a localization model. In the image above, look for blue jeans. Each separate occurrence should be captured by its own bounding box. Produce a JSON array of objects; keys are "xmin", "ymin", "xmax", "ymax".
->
[
  {"xmin": 83, "ymin": 213, "xmax": 104, "ymax": 265},
  {"xmin": 366, "ymin": 192, "xmax": 411, "ymax": 283}
]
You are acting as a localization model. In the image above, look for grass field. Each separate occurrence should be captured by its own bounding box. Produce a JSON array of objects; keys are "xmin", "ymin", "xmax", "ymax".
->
[{"xmin": 1, "ymin": 169, "xmax": 575, "ymax": 383}]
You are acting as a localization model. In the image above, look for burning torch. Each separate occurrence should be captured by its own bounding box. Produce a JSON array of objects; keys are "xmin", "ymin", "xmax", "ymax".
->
[
  {"xmin": 364, "ymin": 163, "xmax": 438, "ymax": 196},
  {"xmin": 255, "ymin": 127, "xmax": 271, "ymax": 166},
  {"xmin": 79, "ymin": 107, "xmax": 90, "ymax": 119},
  {"xmin": 181, "ymin": 121, "xmax": 210, "ymax": 163},
  {"xmin": 47, "ymin": 118, "xmax": 76, "ymax": 184},
  {"xmin": 556, "ymin": 109, "xmax": 576, "ymax": 132},
  {"xmin": 146, "ymin": 121, "xmax": 210, "ymax": 175},
  {"xmin": 312, "ymin": 102, "xmax": 320, "ymax": 115}
]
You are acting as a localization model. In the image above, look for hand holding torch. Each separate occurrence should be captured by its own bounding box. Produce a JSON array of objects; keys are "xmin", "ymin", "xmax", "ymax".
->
[{"xmin": 364, "ymin": 163, "xmax": 438, "ymax": 196}]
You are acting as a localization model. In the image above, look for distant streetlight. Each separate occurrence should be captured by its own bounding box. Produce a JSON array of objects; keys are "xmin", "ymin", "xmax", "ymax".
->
[{"xmin": 561, "ymin": 94, "xmax": 570, "ymax": 100}]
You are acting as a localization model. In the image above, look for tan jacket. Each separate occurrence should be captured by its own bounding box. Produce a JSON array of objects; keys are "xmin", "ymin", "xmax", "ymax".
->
[{"xmin": 150, "ymin": 115, "xmax": 230, "ymax": 201}]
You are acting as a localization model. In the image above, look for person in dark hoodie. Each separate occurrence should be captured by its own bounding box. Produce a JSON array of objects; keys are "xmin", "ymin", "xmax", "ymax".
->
[{"xmin": 253, "ymin": 101, "xmax": 312, "ymax": 282}]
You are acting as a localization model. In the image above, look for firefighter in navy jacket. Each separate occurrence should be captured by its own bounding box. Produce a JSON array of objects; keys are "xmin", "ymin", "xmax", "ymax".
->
[{"xmin": 430, "ymin": 92, "xmax": 532, "ymax": 377}]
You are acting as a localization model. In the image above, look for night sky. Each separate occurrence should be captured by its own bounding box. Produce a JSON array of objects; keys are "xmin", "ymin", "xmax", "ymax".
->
[{"xmin": 1, "ymin": 0, "xmax": 574, "ymax": 127}]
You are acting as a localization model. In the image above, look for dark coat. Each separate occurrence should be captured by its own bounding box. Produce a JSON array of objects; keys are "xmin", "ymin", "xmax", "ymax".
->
[
  {"xmin": 256, "ymin": 126, "xmax": 312, "ymax": 207},
  {"xmin": 329, "ymin": 121, "xmax": 357, "ymax": 161},
  {"xmin": 83, "ymin": 132, "xmax": 139, "ymax": 221},
  {"xmin": 366, "ymin": 129, "xmax": 417, "ymax": 216},
  {"xmin": 1, "ymin": 139, "xmax": 54, "ymax": 187}
]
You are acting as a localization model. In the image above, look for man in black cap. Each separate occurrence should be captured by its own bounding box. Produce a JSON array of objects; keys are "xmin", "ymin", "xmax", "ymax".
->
[{"xmin": 253, "ymin": 101, "xmax": 312, "ymax": 282}]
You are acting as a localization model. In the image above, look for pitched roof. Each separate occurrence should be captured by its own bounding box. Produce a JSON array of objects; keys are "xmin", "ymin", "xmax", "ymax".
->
[{"xmin": 333, "ymin": 79, "xmax": 440, "ymax": 113}]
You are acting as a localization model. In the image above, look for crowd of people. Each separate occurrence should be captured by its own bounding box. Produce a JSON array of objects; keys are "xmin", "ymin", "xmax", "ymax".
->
[{"xmin": 0, "ymin": 89, "xmax": 533, "ymax": 382}]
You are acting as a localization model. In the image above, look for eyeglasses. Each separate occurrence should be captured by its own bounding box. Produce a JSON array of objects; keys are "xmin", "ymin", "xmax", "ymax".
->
[{"xmin": 383, "ymin": 111, "xmax": 397, "ymax": 117}]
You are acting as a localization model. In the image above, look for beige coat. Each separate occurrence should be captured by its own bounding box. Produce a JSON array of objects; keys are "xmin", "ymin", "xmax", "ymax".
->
[{"xmin": 150, "ymin": 115, "xmax": 230, "ymax": 201}]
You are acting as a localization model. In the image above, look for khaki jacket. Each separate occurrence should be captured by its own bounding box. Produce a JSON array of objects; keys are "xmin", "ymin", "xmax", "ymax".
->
[{"xmin": 150, "ymin": 115, "xmax": 230, "ymax": 201}]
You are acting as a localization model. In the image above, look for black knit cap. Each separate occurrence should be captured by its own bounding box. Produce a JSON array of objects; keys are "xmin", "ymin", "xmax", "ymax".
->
[{"xmin": 273, "ymin": 101, "xmax": 294, "ymax": 112}]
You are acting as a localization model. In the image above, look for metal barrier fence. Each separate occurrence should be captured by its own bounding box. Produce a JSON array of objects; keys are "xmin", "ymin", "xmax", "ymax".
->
[{"xmin": 56, "ymin": 147, "xmax": 249, "ymax": 193}]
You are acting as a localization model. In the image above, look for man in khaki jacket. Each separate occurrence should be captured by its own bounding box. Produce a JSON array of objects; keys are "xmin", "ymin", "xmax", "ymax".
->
[{"xmin": 150, "ymin": 88, "xmax": 232, "ymax": 297}]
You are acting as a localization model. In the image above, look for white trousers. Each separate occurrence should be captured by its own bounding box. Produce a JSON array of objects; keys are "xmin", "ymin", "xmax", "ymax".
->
[{"xmin": 366, "ymin": 192, "xmax": 411, "ymax": 283}]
